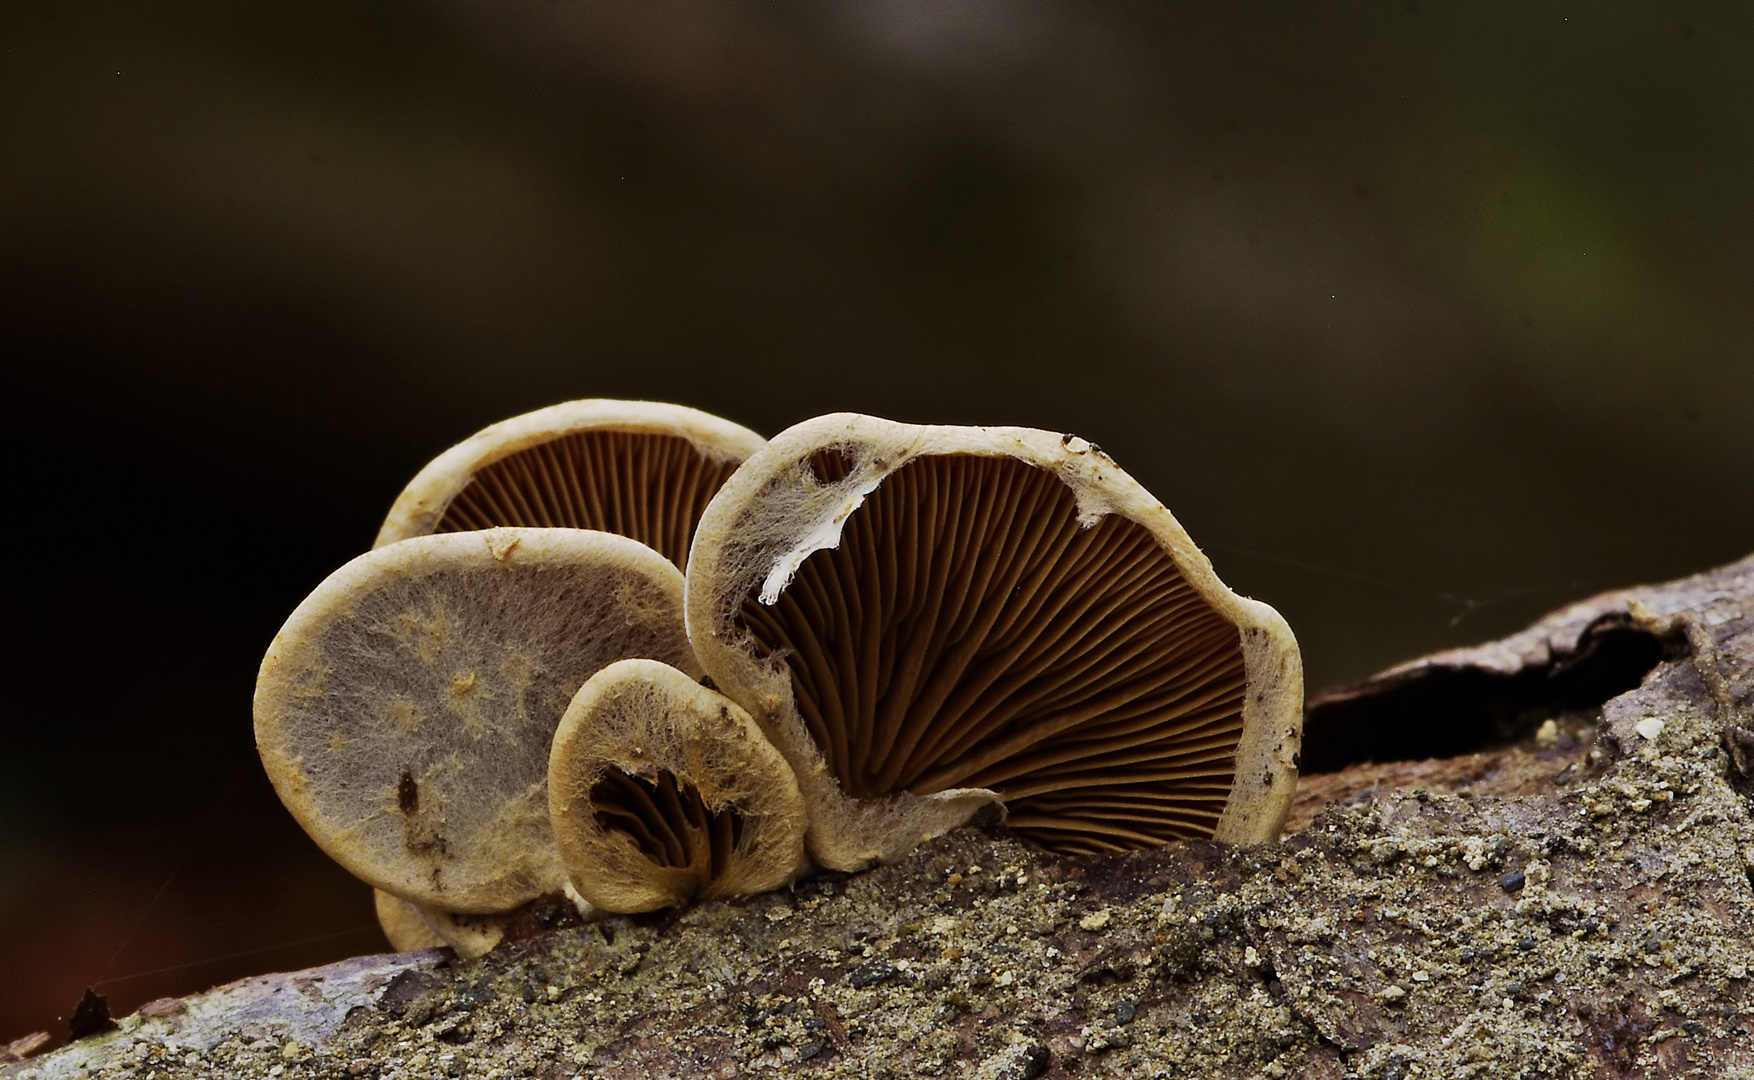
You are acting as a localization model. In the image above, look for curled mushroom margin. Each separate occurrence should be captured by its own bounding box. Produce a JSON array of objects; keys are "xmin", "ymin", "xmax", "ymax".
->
[
  {"xmin": 549, "ymin": 659, "xmax": 809, "ymax": 913},
  {"xmin": 374, "ymin": 399, "xmax": 767, "ymax": 566}
]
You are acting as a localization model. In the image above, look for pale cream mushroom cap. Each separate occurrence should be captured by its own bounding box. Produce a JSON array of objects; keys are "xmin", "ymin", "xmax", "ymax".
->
[
  {"xmin": 407, "ymin": 885, "xmax": 596, "ymax": 960},
  {"xmin": 685, "ymin": 414, "xmax": 1302, "ymax": 868},
  {"xmin": 255, "ymin": 527, "xmax": 700, "ymax": 913},
  {"xmin": 549, "ymin": 659, "xmax": 808, "ymax": 913},
  {"xmin": 414, "ymin": 906, "xmax": 509, "ymax": 960},
  {"xmin": 375, "ymin": 399, "xmax": 766, "ymax": 569},
  {"xmin": 374, "ymin": 889, "xmax": 445, "ymax": 952}
]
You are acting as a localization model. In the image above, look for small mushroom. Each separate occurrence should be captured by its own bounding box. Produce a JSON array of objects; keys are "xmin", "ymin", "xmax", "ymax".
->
[
  {"xmin": 411, "ymin": 884, "xmax": 596, "ymax": 960},
  {"xmin": 255, "ymin": 527, "xmax": 699, "ymax": 913},
  {"xmin": 375, "ymin": 399, "xmax": 766, "ymax": 569},
  {"xmin": 414, "ymin": 906, "xmax": 510, "ymax": 959},
  {"xmin": 375, "ymin": 888, "xmax": 542, "ymax": 959},
  {"xmin": 549, "ymin": 658, "xmax": 807, "ymax": 912},
  {"xmin": 686, "ymin": 414, "xmax": 1303, "ymax": 868},
  {"xmin": 373, "ymin": 888, "xmax": 445, "ymax": 952}
]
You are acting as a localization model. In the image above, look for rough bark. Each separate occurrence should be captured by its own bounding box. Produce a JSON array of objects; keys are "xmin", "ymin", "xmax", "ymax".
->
[{"xmin": 9, "ymin": 555, "xmax": 1754, "ymax": 1080}]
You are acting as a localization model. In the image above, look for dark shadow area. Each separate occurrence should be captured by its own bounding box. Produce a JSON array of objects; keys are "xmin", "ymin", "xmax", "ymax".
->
[{"xmin": 1300, "ymin": 614, "xmax": 1678, "ymax": 773}]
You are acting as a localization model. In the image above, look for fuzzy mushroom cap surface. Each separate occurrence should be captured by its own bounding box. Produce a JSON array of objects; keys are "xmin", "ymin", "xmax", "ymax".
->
[
  {"xmin": 374, "ymin": 399, "xmax": 766, "ymax": 569},
  {"xmin": 255, "ymin": 528, "xmax": 700, "ymax": 913},
  {"xmin": 685, "ymin": 414, "xmax": 1303, "ymax": 867},
  {"xmin": 549, "ymin": 659, "xmax": 808, "ymax": 913}
]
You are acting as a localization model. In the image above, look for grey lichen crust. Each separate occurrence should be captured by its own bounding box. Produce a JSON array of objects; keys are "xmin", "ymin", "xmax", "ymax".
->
[{"xmin": 27, "ymin": 553, "xmax": 1754, "ymax": 1079}]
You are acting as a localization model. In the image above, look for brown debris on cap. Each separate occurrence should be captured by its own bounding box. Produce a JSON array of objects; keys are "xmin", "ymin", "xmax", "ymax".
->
[
  {"xmin": 549, "ymin": 659, "xmax": 808, "ymax": 912},
  {"xmin": 686, "ymin": 414, "xmax": 1303, "ymax": 868},
  {"xmin": 375, "ymin": 399, "xmax": 766, "ymax": 569},
  {"xmin": 255, "ymin": 527, "xmax": 699, "ymax": 913}
]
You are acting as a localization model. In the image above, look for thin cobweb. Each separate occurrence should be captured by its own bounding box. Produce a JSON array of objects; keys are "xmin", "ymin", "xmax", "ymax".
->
[
  {"xmin": 93, "ymin": 925, "xmax": 383, "ymax": 990},
  {"xmin": 93, "ymin": 761, "xmax": 254, "ymax": 988}
]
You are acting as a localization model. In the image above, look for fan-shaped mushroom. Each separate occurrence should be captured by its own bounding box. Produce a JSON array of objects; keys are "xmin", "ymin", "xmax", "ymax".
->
[
  {"xmin": 375, "ymin": 399, "xmax": 766, "ymax": 569},
  {"xmin": 255, "ymin": 527, "xmax": 699, "ymax": 913},
  {"xmin": 686, "ymin": 414, "xmax": 1303, "ymax": 868},
  {"xmin": 549, "ymin": 659, "xmax": 807, "ymax": 912}
]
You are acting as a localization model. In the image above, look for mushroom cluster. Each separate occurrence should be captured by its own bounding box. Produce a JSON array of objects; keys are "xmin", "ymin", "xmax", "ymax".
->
[{"xmin": 254, "ymin": 401, "xmax": 1303, "ymax": 957}]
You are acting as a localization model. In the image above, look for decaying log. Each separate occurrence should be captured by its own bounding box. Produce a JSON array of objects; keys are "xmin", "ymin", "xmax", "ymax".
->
[{"xmin": 9, "ymin": 555, "xmax": 1754, "ymax": 1079}]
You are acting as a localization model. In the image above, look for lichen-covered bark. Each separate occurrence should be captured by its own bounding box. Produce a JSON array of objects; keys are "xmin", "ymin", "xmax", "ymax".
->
[{"xmin": 11, "ymin": 556, "xmax": 1754, "ymax": 1080}]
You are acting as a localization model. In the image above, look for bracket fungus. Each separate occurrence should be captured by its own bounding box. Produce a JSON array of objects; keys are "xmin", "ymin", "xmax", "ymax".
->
[
  {"xmin": 259, "ymin": 400, "xmax": 1305, "ymax": 958},
  {"xmin": 549, "ymin": 659, "xmax": 808, "ymax": 913},
  {"xmin": 686, "ymin": 414, "xmax": 1303, "ymax": 867},
  {"xmin": 254, "ymin": 527, "xmax": 699, "ymax": 915},
  {"xmin": 374, "ymin": 399, "xmax": 767, "ymax": 569}
]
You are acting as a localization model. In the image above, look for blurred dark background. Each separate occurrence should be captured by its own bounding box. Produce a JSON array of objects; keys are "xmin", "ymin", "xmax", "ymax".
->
[{"xmin": 3, "ymin": 0, "xmax": 1751, "ymax": 1047}]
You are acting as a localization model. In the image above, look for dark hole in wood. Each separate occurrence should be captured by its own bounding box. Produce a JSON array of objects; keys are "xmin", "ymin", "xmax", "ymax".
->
[{"xmin": 1300, "ymin": 613, "xmax": 1678, "ymax": 773}]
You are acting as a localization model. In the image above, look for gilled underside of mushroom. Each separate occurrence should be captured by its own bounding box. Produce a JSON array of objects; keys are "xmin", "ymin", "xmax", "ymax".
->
[
  {"xmin": 549, "ymin": 658, "xmax": 806, "ymax": 912},
  {"xmin": 435, "ymin": 430, "xmax": 742, "ymax": 569},
  {"xmin": 736, "ymin": 452, "xmax": 1249, "ymax": 855},
  {"xmin": 590, "ymin": 768, "xmax": 747, "ymax": 888}
]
